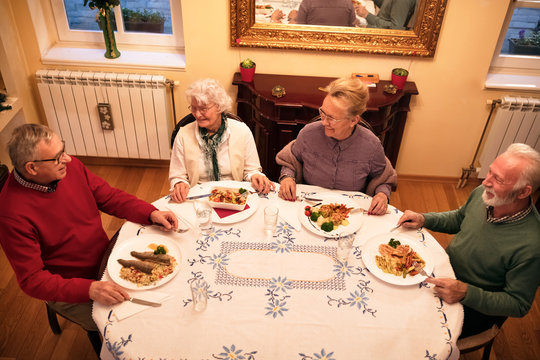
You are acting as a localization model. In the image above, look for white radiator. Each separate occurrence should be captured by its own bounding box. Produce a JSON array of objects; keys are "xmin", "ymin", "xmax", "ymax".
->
[
  {"xmin": 478, "ymin": 97, "xmax": 540, "ymax": 178},
  {"xmin": 35, "ymin": 70, "xmax": 171, "ymax": 160}
]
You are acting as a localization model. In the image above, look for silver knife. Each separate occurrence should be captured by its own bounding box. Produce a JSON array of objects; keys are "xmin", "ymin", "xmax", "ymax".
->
[
  {"xmin": 129, "ymin": 297, "xmax": 162, "ymax": 307},
  {"xmin": 186, "ymin": 193, "xmax": 211, "ymax": 200}
]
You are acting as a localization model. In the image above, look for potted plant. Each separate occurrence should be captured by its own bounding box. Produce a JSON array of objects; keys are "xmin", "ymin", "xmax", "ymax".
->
[
  {"xmin": 122, "ymin": 8, "xmax": 166, "ymax": 34},
  {"xmin": 509, "ymin": 28, "xmax": 540, "ymax": 56},
  {"xmin": 240, "ymin": 58, "xmax": 256, "ymax": 82},
  {"xmin": 391, "ymin": 68, "xmax": 409, "ymax": 90}
]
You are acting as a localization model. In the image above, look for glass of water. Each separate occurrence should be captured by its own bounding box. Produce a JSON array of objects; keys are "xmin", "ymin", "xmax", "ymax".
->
[
  {"xmin": 190, "ymin": 279, "xmax": 208, "ymax": 312},
  {"xmin": 194, "ymin": 200, "xmax": 213, "ymax": 236},
  {"xmin": 264, "ymin": 206, "xmax": 279, "ymax": 237},
  {"xmin": 336, "ymin": 234, "xmax": 353, "ymax": 262}
]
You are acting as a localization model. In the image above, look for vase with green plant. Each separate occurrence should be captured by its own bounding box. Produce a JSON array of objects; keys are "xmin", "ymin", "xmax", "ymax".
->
[
  {"xmin": 391, "ymin": 68, "xmax": 409, "ymax": 90},
  {"xmin": 509, "ymin": 26, "xmax": 540, "ymax": 56},
  {"xmin": 84, "ymin": 0, "xmax": 121, "ymax": 59},
  {"xmin": 240, "ymin": 58, "xmax": 256, "ymax": 82},
  {"xmin": 122, "ymin": 8, "xmax": 166, "ymax": 33}
]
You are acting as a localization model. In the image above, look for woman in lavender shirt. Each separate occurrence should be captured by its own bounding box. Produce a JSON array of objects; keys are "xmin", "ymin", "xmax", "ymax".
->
[{"xmin": 276, "ymin": 77, "xmax": 396, "ymax": 215}]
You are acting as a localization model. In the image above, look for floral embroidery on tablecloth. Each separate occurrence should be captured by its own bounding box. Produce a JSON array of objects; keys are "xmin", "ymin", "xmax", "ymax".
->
[
  {"xmin": 103, "ymin": 310, "xmax": 133, "ymax": 360},
  {"xmin": 299, "ymin": 348, "xmax": 336, "ymax": 360},
  {"xmin": 264, "ymin": 276, "xmax": 292, "ymax": 318},
  {"xmin": 213, "ymin": 344, "xmax": 257, "ymax": 359}
]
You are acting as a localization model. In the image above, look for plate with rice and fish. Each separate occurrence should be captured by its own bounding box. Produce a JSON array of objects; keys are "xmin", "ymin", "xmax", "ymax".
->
[{"xmin": 107, "ymin": 235, "xmax": 182, "ymax": 290}]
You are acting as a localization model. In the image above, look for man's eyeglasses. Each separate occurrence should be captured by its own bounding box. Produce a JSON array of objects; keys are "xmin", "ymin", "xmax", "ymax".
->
[
  {"xmin": 188, "ymin": 104, "xmax": 216, "ymax": 114},
  {"xmin": 30, "ymin": 140, "xmax": 67, "ymax": 165},
  {"xmin": 318, "ymin": 107, "xmax": 350, "ymax": 124}
]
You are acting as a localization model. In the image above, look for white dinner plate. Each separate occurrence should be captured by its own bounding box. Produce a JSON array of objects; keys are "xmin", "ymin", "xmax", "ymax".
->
[
  {"xmin": 362, "ymin": 233, "xmax": 434, "ymax": 286},
  {"xmin": 107, "ymin": 234, "xmax": 182, "ymax": 290},
  {"xmin": 194, "ymin": 181, "xmax": 260, "ymax": 224},
  {"xmin": 298, "ymin": 193, "xmax": 363, "ymax": 238}
]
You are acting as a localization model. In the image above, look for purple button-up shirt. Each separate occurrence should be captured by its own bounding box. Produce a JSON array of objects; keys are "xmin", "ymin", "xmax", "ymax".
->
[{"xmin": 280, "ymin": 122, "xmax": 391, "ymax": 198}]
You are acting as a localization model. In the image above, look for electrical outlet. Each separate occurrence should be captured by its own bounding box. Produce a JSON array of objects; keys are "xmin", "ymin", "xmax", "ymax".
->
[{"xmin": 98, "ymin": 103, "xmax": 114, "ymax": 130}]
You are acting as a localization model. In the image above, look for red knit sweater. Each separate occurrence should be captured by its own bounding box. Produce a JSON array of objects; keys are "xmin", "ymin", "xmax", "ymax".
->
[{"xmin": 0, "ymin": 157, "xmax": 157, "ymax": 303}]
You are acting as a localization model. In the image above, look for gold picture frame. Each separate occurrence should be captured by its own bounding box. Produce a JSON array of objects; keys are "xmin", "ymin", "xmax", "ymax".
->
[{"xmin": 231, "ymin": 0, "xmax": 448, "ymax": 57}]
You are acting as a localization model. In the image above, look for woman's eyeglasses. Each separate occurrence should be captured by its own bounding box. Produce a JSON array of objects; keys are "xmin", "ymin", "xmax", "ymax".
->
[
  {"xmin": 318, "ymin": 107, "xmax": 350, "ymax": 124},
  {"xmin": 188, "ymin": 104, "xmax": 216, "ymax": 114},
  {"xmin": 29, "ymin": 140, "xmax": 67, "ymax": 165}
]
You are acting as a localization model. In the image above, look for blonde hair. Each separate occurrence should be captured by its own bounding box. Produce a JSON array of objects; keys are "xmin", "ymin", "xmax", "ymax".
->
[
  {"xmin": 185, "ymin": 78, "xmax": 232, "ymax": 113},
  {"xmin": 322, "ymin": 77, "xmax": 369, "ymax": 117},
  {"xmin": 8, "ymin": 124, "xmax": 54, "ymax": 171}
]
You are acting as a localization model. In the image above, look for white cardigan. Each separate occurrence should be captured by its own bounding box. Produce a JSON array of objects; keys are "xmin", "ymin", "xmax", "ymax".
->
[{"xmin": 169, "ymin": 118, "xmax": 263, "ymax": 189}]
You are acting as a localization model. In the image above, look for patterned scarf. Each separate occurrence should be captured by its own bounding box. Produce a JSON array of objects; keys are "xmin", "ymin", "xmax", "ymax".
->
[{"xmin": 199, "ymin": 114, "xmax": 227, "ymax": 181}]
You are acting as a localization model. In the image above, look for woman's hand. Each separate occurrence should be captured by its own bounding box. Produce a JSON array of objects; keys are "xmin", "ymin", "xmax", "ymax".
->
[
  {"xmin": 368, "ymin": 192, "xmax": 388, "ymax": 215},
  {"xmin": 278, "ymin": 177, "xmax": 296, "ymax": 201},
  {"xmin": 251, "ymin": 174, "xmax": 275, "ymax": 194},
  {"xmin": 171, "ymin": 182, "xmax": 190, "ymax": 203}
]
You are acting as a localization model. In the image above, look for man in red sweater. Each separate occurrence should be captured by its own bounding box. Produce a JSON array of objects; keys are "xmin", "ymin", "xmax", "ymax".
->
[{"xmin": 0, "ymin": 124, "xmax": 178, "ymax": 352}]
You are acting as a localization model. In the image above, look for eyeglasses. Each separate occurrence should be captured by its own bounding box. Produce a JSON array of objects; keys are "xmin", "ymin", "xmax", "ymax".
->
[
  {"xmin": 30, "ymin": 140, "xmax": 67, "ymax": 165},
  {"xmin": 188, "ymin": 104, "xmax": 216, "ymax": 114},
  {"xmin": 318, "ymin": 107, "xmax": 350, "ymax": 124}
]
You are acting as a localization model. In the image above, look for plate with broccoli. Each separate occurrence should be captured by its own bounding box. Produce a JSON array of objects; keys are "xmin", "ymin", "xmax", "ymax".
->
[{"xmin": 298, "ymin": 194, "xmax": 364, "ymax": 238}]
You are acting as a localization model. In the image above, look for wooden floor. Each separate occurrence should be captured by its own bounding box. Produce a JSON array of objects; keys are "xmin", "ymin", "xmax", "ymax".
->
[{"xmin": 0, "ymin": 165, "xmax": 538, "ymax": 360}]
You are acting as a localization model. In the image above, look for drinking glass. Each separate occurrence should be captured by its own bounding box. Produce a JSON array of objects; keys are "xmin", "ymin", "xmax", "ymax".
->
[
  {"xmin": 336, "ymin": 234, "xmax": 353, "ymax": 262},
  {"xmin": 264, "ymin": 206, "xmax": 279, "ymax": 237},
  {"xmin": 194, "ymin": 200, "xmax": 213, "ymax": 235},
  {"xmin": 190, "ymin": 279, "xmax": 208, "ymax": 312}
]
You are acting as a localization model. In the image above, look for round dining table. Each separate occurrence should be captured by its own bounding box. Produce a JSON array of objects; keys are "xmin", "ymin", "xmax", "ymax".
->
[{"xmin": 93, "ymin": 181, "xmax": 463, "ymax": 360}]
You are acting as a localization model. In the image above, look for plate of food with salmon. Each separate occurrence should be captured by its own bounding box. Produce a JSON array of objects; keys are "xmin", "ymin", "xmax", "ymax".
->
[{"xmin": 108, "ymin": 235, "xmax": 181, "ymax": 290}]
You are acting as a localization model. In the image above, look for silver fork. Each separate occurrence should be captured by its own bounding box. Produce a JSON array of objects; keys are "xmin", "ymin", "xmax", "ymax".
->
[
  {"xmin": 413, "ymin": 261, "xmax": 430, "ymax": 278},
  {"xmin": 154, "ymin": 223, "xmax": 189, "ymax": 233}
]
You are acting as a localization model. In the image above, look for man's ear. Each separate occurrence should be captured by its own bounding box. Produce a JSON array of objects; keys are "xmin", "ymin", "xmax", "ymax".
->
[
  {"xmin": 517, "ymin": 185, "xmax": 532, "ymax": 199},
  {"xmin": 24, "ymin": 162, "xmax": 38, "ymax": 176}
]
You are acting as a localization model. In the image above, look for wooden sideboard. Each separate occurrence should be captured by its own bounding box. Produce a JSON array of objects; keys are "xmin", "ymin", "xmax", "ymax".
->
[{"xmin": 232, "ymin": 72, "xmax": 419, "ymax": 182}]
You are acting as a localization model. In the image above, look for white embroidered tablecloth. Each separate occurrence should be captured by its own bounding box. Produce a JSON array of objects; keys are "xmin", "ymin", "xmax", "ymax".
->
[{"xmin": 93, "ymin": 182, "xmax": 463, "ymax": 360}]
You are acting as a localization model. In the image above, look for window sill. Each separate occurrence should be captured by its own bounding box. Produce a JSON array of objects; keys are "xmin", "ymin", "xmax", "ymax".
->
[
  {"xmin": 485, "ymin": 73, "xmax": 540, "ymax": 91},
  {"xmin": 42, "ymin": 46, "xmax": 186, "ymax": 71}
]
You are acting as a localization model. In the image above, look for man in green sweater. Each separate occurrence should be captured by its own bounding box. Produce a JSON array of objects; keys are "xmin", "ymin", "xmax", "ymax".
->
[{"xmin": 398, "ymin": 143, "xmax": 540, "ymax": 338}]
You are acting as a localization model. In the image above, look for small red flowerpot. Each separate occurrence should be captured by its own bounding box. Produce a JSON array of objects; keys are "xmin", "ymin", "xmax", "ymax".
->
[
  {"xmin": 391, "ymin": 74, "xmax": 408, "ymax": 90},
  {"xmin": 391, "ymin": 68, "xmax": 408, "ymax": 90},
  {"xmin": 240, "ymin": 65, "xmax": 256, "ymax": 82}
]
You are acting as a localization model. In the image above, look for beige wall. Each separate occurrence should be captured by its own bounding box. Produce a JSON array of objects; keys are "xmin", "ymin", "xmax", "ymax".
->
[{"xmin": 3, "ymin": 0, "xmax": 537, "ymax": 177}]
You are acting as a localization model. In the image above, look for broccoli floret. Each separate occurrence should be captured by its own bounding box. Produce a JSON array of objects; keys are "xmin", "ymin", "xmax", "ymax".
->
[
  {"xmin": 321, "ymin": 222, "xmax": 334, "ymax": 232},
  {"xmin": 310, "ymin": 212, "xmax": 320, "ymax": 221},
  {"xmin": 154, "ymin": 245, "xmax": 166, "ymax": 255}
]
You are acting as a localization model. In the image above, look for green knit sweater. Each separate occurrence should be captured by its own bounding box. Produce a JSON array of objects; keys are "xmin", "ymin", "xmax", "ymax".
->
[{"xmin": 424, "ymin": 186, "xmax": 540, "ymax": 317}]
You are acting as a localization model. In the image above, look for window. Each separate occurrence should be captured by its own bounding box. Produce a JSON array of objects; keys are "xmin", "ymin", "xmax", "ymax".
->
[
  {"xmin": 51, "ymin": 0, "xmax": 184, "ymax": 48},
  {"xmin": 488, "ymin": 1, "xmax": 539, "ymax": 90}
]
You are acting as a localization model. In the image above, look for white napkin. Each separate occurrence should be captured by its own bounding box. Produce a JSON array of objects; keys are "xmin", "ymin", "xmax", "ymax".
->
[{"xmin": 113, "ymin": 291, "xmax": 173, "ymax": 321}]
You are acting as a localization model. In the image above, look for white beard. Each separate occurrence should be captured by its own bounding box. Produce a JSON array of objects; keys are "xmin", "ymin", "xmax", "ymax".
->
[{"xmin": 481, "ymin": 187, "xmax": 517, "ymax": 207}]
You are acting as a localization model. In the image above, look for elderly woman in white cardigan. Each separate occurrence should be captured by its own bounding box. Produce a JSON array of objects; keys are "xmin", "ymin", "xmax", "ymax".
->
[{"xmin": 169, "ymin": 79, "xmax": 274, "ymax": 203}]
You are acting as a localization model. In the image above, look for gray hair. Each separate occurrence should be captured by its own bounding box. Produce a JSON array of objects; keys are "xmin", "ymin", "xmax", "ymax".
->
[
  {"xmin": 185, "ymin": 78, "xmax": 232, "ymax": 113},
  {"xmin": 8, "ymin": 124, "xmax": 54, "ymax": 171},
  {"xmin": 504, "ymin": 143, "xmax": 540, "ymax": 192},
  {"xmin": 322, "ymin": 77, "xmax": 369, "ymax": 117}
]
